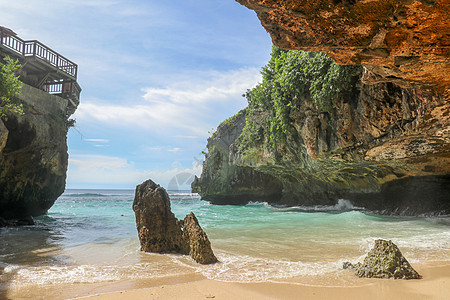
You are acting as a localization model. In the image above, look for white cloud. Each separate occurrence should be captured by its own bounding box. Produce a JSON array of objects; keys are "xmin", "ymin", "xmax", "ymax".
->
[
  {"xmin": 67, "ymin": 154, "xmax": 202, "ymax": 188},
  {"xmin": 141, "ymin": 68, "xmax": 260, "ymax": 105},
  {"xmin": 84, "ymin": 139, "xmax": 109, "ymax": 143},
  {"xmin": 73, "ymin": 68, "xmax": 261, "ymax": 137},
  {"xmin": 168, "ymin": 147, "xmax": 182, "ymax": 152}
]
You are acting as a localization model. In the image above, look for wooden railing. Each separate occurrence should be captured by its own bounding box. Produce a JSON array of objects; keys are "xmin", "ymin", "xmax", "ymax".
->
[
  {"xmin": 41, "ymin": 79, "xmax": 81, "ymax": 103},
  {"xmin": 0, "ymin": 28, "xmax": 78, "ymax": 78}
]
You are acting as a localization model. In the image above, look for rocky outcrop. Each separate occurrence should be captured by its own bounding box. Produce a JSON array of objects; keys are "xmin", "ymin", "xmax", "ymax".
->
[
  {"xmin": 0, "ymin": 84, "xmax": 77, "ymax": 221},
  {"xmin": 192, "ymin": 63, "xmax": 449, "ymax": 215},
  {"xmin": 133, "ymin": 179, "xmax": 188, "ymax": 254},
  {"xmin": 343, "ymin": 239, "xmax": 421, "ymax": 279},
  {"xmin": 182, "ymin": 213, "xmax": 218, "ymax": 265},
  {"xmin": 236, "ymin": 0, "xmax": 450, "ymax": 94},
  {"xmin": 192, "ymin": 110, "xmax": 283, "ymax": 205},
  {"xmin": 133, "ymin": 179, "xmax": 217, "ymax": 264},
  {"xmin": 193, "ymin": 2, "xmax": 449, "ymax": 214}
]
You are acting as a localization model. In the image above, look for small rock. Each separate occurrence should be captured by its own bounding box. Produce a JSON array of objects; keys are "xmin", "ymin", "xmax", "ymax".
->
[
  {"xmin": 182, "ymin": 212, "xmax": 218, "ymax": 264},
  {"xmin": 343, "ymin": 239, "xmax": 421, "ymax": 279}
]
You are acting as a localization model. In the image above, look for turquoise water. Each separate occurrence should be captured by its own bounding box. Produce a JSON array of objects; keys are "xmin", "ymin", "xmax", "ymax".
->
[{"xmin": 1, "ymin": 189, "xmax": 449, "ymax": 289}]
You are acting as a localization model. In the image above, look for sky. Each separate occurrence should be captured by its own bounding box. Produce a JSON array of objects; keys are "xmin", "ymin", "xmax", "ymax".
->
[{"xmin": 0, "ymin": 0, "xmax": 273, "ymax": 190}]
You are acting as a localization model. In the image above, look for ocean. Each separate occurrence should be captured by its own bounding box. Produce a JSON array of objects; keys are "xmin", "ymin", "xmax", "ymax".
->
[{"xmin": 1, "ymin": 189, "xmax": 449, "ymax": 297}]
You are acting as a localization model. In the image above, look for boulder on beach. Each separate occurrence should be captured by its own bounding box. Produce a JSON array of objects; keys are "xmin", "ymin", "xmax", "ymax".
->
[
  {"xmin": 182, "ymin": 212, "xmax": 218, "ymax": 264},
  {"xmin": 132, "ymin": 179, "xmax": 188, "ymax": 254},
  {"xmin": 133, "ymin": 179, "xmax": 217, "ymax": 264},
  {"xmin": 343, "ymin": 239, "xmax": 421, "ymax": 279}
]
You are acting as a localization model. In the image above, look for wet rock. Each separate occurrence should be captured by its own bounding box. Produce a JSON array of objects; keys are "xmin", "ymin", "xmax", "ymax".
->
[
  {"xmin": 344, "ymin": 239, "xmax": 421, "ymax": 279},
  {"xmin": 182, "ymin": 212, "xmax": 218, "ymax": 264},
  {"xmin": 133, "ymin": 179, "xmax": 217, "ymax": 264},
  {"xmin": 0, "ymin": 216, "xmax": 35, "ymax": 227}
]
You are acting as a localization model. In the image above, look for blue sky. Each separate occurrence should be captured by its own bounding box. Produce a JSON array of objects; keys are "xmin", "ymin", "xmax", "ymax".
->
[{"xmin": 0, "ymin": 0, "xmax": 272, "ymax": 189}]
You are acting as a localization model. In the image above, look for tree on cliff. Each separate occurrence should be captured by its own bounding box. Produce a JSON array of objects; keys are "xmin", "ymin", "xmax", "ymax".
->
[
  {"xmin": 239, "ymin": 46, "xmax": 361, "ymax": 150},
  {"xmin": 0, "ymin": 56, "xmax": 23, "ymax": 118}
]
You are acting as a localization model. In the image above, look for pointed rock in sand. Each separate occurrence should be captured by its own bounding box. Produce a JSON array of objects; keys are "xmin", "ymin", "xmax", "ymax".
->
[
  {"xmin": 182, "ymin": 212, "xmax": 218, "ymax": 265},
  {"xmin": 344, "ymin": 239, "xmax": 421, "ymax": 279}
]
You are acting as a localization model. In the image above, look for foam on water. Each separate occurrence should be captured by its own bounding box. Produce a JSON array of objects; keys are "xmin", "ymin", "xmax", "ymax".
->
[
  {"xmin": 192, "ymin": 252, "xmax": 341, "ymax": 282},
  {"xmin": 1, "ymin": 190, "xmax": 449, "ymax": 289}
]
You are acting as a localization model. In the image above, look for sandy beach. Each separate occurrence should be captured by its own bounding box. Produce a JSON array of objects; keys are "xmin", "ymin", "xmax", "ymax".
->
[
  {"xmin": 5, "ymin": 262, "xmax": 447, "ymax": 300},
  {"xmin": 81, "ymin": 263, "xmax": 450, "ymax": 300}
]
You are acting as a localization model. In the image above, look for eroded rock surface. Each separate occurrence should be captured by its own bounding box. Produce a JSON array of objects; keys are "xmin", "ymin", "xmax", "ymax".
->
[
  {"xmin": 192, "ymin": 110, "xmax": 284, "ymax": 205},
  {"xmin": 193, "ymin": 75, "xmax": 450, "ymax": 215},
  {"xmin": 343, "ymin": 239, "xmax": 421, "ymax": 279},
  {"xmin": 182, "ymin": 213, "xmax": 218, "ymax": 264},
  {"xmin": 236, "ymin": 0, "xmax": 450, "ymax": 93},
  {"xmin": 133, "ymin": 179, "xmax": 217, "ymax": 264},
  {"xmin": 0, "ymin": 84, "xmax": 77, "ymax": 220},
  {"xmin": 133, "ymin": 179, "xmax": 188, "ymax": 254}
]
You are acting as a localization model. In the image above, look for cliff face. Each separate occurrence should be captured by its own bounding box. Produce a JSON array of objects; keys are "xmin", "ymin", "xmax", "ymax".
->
[
  {"xmin": 192, "ymin": 0, "xmax": 449, "ymax": 215},
  {"xmin": 192, "ymin": 55, "xmax": 449, "ymax": 215},
  {"xmin": 0, "ymin": 84, "xmax": 76, "ymax": 220},
  {"xmin": 236, "ymin": 0, "xmax": 450, "ymax": 94},
  {"xmin": 192, "ymin": 111, "xmax": 284, "ymax": 204}
]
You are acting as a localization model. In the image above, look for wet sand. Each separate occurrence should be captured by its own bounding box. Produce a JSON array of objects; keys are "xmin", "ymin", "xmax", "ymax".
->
[
  {"xmin": 6, "ymin": 262, "xmax": 447, "ymax": 300},
  {"xmin": 83, "ymin": 263, "xmax": 450, "ymax": 300}
]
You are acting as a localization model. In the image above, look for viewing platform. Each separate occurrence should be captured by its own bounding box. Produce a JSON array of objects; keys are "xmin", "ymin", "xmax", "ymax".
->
[{"xmin": 0, "ymin": 26, "xmax": 81, "ymax": 109}]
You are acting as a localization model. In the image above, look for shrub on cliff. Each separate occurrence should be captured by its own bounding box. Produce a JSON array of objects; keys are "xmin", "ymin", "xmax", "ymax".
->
[
  {"xmin": 239, "ymin": 46, "xmax": 361, "ymax": 151},
  {"xmin": 0, "ymin": 56, "xmax": 23, "ymax": 118}
]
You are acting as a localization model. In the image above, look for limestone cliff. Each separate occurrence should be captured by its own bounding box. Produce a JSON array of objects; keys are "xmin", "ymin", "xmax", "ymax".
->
[
  {"xmin": 192, "ymin": 111, "xmax": 283, "ymax": 205},
  {"xmin": 193, "ymin": 0, "xmax": 449, "ymax": 215},
  {"xmin": 0, "ymin": 84, "xmax": 76, "ymax": 220},
  {"xmin": 236, "ymin": 0, "xmax": 450, "ymax": 94},
  {"xmin": 192, "ymin": 50, "xmax": 449, "ymax": 215}
]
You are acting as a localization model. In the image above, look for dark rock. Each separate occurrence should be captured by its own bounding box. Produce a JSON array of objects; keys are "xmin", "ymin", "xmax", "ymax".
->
[
  {"xmin": 182, "ymin": 212, "xmax": 218, "ymax": 264},
  {"xmin": 0, "ymin": 216, "xmax": 35, "ymax": 227},
  {"xmin": 133, "ymin": 179, "xmax": 217, "ymax": 264},
  {"xmin": 344, "ymin": 239, "xmax": 422, "ymax": 279},
  {"xmin": 0, "ymin": 119, "xmax": 7, "ymax": 154},
  {"xmin": 133, "ymin": 179, "xmax": 188, "ymax": 254},
  {"xmin": 0, "ymin": 217, "xmax": 9, "ymax": 227},
  {"xmin": 0, "ymin": 84, "xmax": 77, "ymax": 220}
]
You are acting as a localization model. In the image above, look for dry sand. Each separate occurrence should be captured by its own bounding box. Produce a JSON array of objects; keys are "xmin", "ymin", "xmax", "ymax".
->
[{"xmin": 81, "ymin": 264, "xmax": 450, "ymax": 300}]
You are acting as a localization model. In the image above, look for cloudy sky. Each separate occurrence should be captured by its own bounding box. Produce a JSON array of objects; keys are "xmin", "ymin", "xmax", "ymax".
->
[{"xmin": 0, "ymin": 0, "xmax": 272, "ymax": 189}]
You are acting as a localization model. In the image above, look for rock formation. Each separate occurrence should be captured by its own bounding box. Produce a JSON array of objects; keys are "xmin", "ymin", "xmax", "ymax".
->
[
  {"xmin": 236, "ymin": 0, "xmax": 450, "ymax": 94},
  {"xmin": 192, "ymin": 110, "xmax": 284, "ymax": 205},
  {"xmin": 193, "ymin": 0, "xmax": 450, "ymax": 215},
  {"xmin": 182, "ymin": 212, "xmax": 218, "ymax": 265},
  {"xmin": 343, "ymin": 239, "xmax": 422, "ymax": 279},
  {"xmin": 133, "ymin": 179, "xmax": 217, "ymax": 264},
  {"xmin": 193, "ymin": 70, "xmax": 449, "ymax": 214},
  {"xmin": 133, "ymin": 179, "xmax": 189, "ymax": 254},
  {"xmin": 0, "ymin": 84, "xmax": 77, "ymax": 221}
]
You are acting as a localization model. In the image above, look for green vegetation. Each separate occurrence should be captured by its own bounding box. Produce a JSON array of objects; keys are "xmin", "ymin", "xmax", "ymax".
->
[
  {"xmin": 239, "ymin": 46, "xmax": 361, "ymax": 151},
  {"xmin": 0, "ymin": 56, "xmax": 23, "ymax": 118},
  {"xmin": 210, "ymin": 112, "xmax": 241, "ymax": 138}
]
